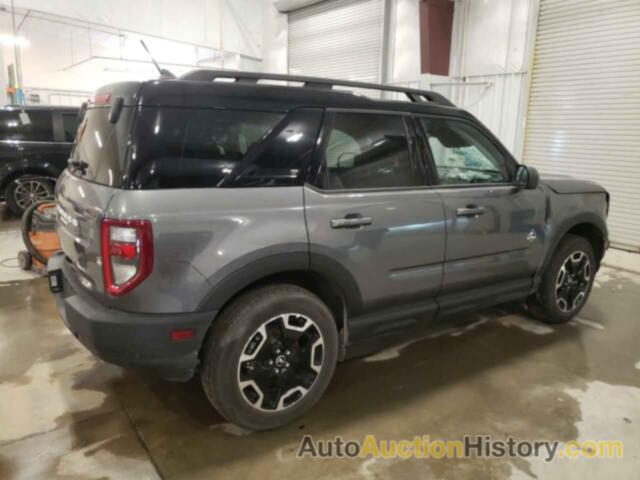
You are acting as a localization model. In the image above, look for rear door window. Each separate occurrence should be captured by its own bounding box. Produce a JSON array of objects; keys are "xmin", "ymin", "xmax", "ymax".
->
[
  {"xmin": 0, "ymin": 109, "xmax": 54, "ymax": 141},
  {"xmin": 62, "ymin": 113, "xmax": 79, "ymax": 142},
  {"xmin": 315, "ymin": 112, "xmax": 423, "ymax": 190}
]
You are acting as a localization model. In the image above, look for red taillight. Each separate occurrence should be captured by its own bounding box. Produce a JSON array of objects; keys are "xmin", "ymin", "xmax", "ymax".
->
[
  {"xmin": 92, "ymin": 93, "xmax": 111, "ymax": 105},
  {"xmin": 109, "ymin": 241, "xmax": 137, "ymax": 259},
  {"xmin": 101, "ymin": 218, "xmax": 153, "ymax": 296}
]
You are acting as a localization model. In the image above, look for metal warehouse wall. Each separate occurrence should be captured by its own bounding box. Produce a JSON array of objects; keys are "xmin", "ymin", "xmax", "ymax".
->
[{"xmin": 523, "ymin": 0, "xmax": 640, "ymax": 250}]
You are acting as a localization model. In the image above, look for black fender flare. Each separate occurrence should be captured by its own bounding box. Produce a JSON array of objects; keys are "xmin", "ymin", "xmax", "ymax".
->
[
  {"xmin": 0, "ymin": 160, "xmax": 61, "ymax": 193},
  {"xmin": 196, "ymin": 250, "xmax": 363, "ymax": 316},
  {"xmin": 536, "ymin": 211, "xmax": 608, "ymax": 286}
]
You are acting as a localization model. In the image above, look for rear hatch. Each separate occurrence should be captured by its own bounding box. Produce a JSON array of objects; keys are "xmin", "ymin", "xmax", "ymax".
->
[{"xmin": 56, "ymin": 88, "xmax": 137, "ymax": 295}]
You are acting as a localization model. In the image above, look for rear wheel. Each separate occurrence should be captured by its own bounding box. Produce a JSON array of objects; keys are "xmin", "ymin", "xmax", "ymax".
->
[
  {"xmin": 201, "ymin": 284, "xmax": 338, "ymax": 431},
  {"xmin": 5, "ymin": 177, "xmax": 54, "ymax": 216},
  {"xmin": 529, "ymin": 234, "xmax": 596, "ymax": 324}
]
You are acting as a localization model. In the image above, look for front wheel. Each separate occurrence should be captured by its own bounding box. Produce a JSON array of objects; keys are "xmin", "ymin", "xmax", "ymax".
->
[
  {"xmin": 200, "ymin": 284, "xmax": 339, "ymax": 431},
  {"xmin": 529, "ymin": 234, "xmax": 596, "ymax": 324}
]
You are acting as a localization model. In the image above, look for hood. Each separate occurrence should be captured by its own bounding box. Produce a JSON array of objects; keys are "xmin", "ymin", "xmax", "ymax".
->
[{"xmin": 539, "ymin": 174, "xmax": 607, "ymax": 195}]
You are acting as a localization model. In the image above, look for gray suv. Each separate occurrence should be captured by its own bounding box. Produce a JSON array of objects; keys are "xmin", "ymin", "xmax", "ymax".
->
[{"xmin": 48, "ymin": 71, "xmax": 609, "ymax": 430}]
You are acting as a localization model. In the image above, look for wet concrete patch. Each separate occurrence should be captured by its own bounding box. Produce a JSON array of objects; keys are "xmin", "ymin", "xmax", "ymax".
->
[
  {"xmin": 0, "ymin": 278, "xmax": 123, "ymax": 445},
  {"xmin": 0, "ymin": 410, "xmax": 160, "ymax": 479},
  {"xmin": 0, "ymin": 219, "xmax": 39, "ymax": 283}
]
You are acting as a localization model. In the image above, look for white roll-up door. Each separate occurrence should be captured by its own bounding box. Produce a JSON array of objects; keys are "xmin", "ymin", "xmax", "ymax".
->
[
  {"xmin": 288, "ymin": 0, "xmax": 385, "ymax": 83},
  {"xmin": 523, "ymin": 0, "xmax": 640, "ymax": 250}
]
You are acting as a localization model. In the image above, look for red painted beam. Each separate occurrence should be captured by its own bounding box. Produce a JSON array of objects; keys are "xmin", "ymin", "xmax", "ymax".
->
[{"xmin": 420, "ymin": 0, "xmax": 454, "ymax": 76}]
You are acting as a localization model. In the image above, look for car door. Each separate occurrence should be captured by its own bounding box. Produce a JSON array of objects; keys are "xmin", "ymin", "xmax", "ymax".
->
[
  {"xmin": 413, "ymin": 115, "xmax": 546, "ymax": 315},
  {"xmin": 304, "ymin": 110, "xmax": 447, "ymax": 340}
]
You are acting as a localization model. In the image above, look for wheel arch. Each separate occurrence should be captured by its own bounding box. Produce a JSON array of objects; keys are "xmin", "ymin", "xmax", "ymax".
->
[
  {"xmin": 197, "ymin": 252, "xmax": 363, "ymax": 360},
  {"xmin": 0, "ymin": 163, "xmax": 61, "ymax": 194},
  {"xmin": 565, "ymin": 222, "xmax": 606, "ymax": 265},
  {"xmin": 539, "ymin": 212, "xmax": 608, "ymax": 282}
]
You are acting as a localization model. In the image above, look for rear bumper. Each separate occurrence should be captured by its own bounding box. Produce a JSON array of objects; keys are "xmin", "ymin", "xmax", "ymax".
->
[{"xmin": 48, "ymin": 252, "xmax": 216, "ymax": 381}]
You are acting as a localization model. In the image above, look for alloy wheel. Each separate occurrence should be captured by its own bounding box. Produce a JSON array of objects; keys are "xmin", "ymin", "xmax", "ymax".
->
[
  {"xmin": 237, "ymin": 313, "xmax": 324, "ymax": 412},
  {"xmin": 555, "ymin": 251, "xmax": 591, "ymax": 313},
  {"xmin": 13, "ymin": 180, "xmax": 52, "ymax": 211}
]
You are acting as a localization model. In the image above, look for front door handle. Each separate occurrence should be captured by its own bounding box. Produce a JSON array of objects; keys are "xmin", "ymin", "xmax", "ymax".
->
[
  {"xmin": 331, "ymin": 215, "xmax": 372, "ymax": 229},
  {"xmin": 456, "ymin": 205, "xmax": 486, "ymax": 217}
]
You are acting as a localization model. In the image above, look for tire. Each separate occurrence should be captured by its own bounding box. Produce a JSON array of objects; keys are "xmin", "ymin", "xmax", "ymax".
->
[
  {"xmin": 18, "ymin": 251, "xmax": 32, "ymax": 271},
  {"xmin": 201, "ymin": 284, "xmax": 339, "ymax": 431},
  {"xmin": 5, "ymin": 177, "xmax": 54, "ymax": 216},
  {"xmin": 529, "ymin": 234, "xmax": 596, "ymax": 324}
]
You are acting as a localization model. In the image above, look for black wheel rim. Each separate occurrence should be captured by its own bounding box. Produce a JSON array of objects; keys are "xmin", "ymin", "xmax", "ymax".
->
[
  {"xmin": 237, "ymin": 313, "xmax": 324, "ymax": 412},
  {"xmin": 14, "ymin": 180, "xmax": 52, "ymax": 210},
  {"xmin": 555, "ymin": 251, "xmax": 591, "ymax": 313}
]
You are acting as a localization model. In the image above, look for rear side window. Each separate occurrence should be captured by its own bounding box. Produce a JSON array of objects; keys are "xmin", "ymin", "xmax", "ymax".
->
[
  {"xmin": 129, "ymin": 108, "xmax": 322, "ymax": 189},
  {"xmin": 62, "ymin": 113, "xmax": 79, "ymax": 142},
  {"xmin": 419, "ymin": 118, "xmax": 510, "ymax": 185},
  {"xmin": 0, "ymin": 109, "xmax": 54, "ymax": 141},
  {"xmin": 316, "ymin": 112, "xmax": 421, "ymax": 190}
]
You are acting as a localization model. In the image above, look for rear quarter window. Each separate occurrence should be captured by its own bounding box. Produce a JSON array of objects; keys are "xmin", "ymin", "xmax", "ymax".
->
[{"xmin": 128, "ymin": 107, "xmax": 322, "ymax": 189}]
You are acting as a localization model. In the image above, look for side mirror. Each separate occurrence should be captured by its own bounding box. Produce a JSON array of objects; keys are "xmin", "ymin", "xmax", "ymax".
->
[{"xmin": 515, "ymin": 165, "xmax": 539, "ymax": 190}]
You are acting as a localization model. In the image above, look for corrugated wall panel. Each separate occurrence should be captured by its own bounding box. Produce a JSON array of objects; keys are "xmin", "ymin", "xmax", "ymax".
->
[
  {"xmin": 524, "ymin": 0, "xmax": 640, "ymax": 250},
  {"xmin": 288, "ymin": 0, "xmax": 384, "ymax": 83}
]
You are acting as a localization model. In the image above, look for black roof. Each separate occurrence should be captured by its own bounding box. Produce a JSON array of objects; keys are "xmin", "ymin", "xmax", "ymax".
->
[{"xmin": 97, "ymin": 70, "xmax": 470, "ymax": 119}]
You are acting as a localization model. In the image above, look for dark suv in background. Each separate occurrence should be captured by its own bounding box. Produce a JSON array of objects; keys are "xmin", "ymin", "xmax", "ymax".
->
[
  {"xmin": 49, "ymin": 71, "xmax": 608, "ymax": 431},
  {"xmin": 0, "ymin": 105, "xmax": 79, "ymax": 215}
]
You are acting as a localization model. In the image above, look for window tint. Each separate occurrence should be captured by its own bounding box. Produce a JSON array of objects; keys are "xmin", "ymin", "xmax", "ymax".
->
[
  {"xmin": 0, "ymin": 109, "xmax": 54, "ymax": 141},
  {"xmin": 62, "ymin": 113, "xmax": 79, "ymax": 142},
  {"xmin": 318, "ymin": 113, "xmax": 420, "ymax": 190},
  {"xmin": 71, "ymin": 106, "xmax": 133, "ymax": 186},
  {"xmin": 129, "ymin": 108, "xmax": 321, "ymax": 189},
  {"xmin": 229, "ymin": 110, "xmax": 323, "ymax": 187},
  {"xmin": 420, "ymin": 118, "xmax": 509, "ymax": 185}
]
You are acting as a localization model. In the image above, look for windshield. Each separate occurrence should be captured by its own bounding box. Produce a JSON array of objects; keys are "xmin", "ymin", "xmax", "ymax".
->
[{"xmin": 69, "ymin": 106, "xmax": 133, "ymax": 187}]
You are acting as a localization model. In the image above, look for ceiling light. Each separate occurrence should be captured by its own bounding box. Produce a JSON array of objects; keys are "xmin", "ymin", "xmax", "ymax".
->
[{"xmin": 0, "ymin": 35, "xmax": 30, "ymax": 47}]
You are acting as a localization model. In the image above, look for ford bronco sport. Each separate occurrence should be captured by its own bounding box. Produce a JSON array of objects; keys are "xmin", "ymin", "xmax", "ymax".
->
[{"xmin": 48, "ymin": 71, "xmax": 609, "ymax": 430}]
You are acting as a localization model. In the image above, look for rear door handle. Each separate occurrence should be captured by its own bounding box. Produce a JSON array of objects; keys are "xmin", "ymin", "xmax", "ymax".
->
[
  {"xmin": 331, "ymin": 215, "xmax": 372, "ymax": 229},
  {"xmin": 456, "ymin": 205, "xmax": 486, "ymax": 217}
]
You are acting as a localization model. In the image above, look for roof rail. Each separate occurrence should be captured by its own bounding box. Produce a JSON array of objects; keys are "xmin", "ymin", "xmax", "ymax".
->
[{"xmin": 179, "ymin": 70, "xmax": 455, "ymax": 107}]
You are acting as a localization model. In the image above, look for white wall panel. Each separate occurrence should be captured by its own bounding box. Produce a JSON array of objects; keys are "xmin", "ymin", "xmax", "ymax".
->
[
  {"xmin": 439, "ymin": 0, "xmax": 536, "ymax": 156},
  {"xmin": 523, "ymin": 0, "xmax": 640, "ymax": 250},
  {"xmin": 0, "ymin": 0, "xmax": 265, "ymax": 99},
  {"xmin": 11, "ymin": 0, "xmax": 262, "ymax": 57},
  {"xmin": 288, "ymin": 0, "xmax": 385, "ymax": 83},
  {"xmin": 437, "ymin": 73, "xmax": 527, "ymax": 155}
]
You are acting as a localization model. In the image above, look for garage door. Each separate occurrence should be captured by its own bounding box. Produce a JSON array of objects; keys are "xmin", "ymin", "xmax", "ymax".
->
[
  {"xmin": 523, "ymin": 0, "xmax": 640, "ymax": 250},
  {"xmin": 288, "ymin": 0, "xmax": 385, "ymax": 83}
]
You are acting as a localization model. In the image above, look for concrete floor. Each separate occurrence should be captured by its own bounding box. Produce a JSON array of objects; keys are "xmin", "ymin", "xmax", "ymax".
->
[{"xmin": 1, "ymin": 205, "xmax": 639, "ymax": 479}]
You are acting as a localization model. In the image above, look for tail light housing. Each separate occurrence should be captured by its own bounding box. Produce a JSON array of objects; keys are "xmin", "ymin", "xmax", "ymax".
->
[{"xmin": 101, "ymin": 218, "xmax": 153, "ymax": 296}]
